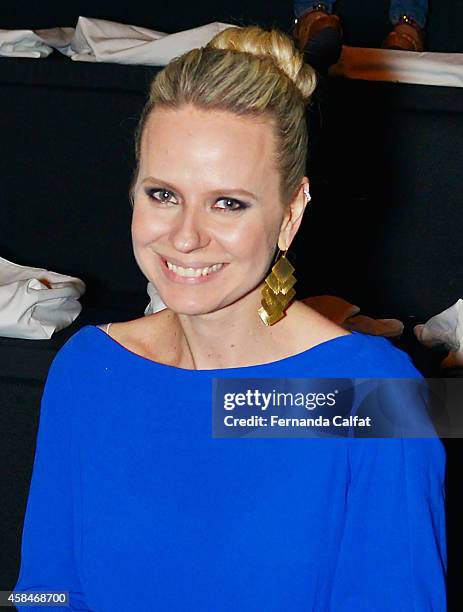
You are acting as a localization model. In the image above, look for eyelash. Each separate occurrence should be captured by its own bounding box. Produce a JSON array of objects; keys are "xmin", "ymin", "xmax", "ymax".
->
[{"xmin": 144, "ymin": 188, "xmax": 249, "ymax": 212}]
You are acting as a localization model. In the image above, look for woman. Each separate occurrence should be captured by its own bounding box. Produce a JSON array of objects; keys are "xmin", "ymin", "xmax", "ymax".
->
[{"xmin": 14, "ymin": 25, "xmax": 446, "ymax": 611}]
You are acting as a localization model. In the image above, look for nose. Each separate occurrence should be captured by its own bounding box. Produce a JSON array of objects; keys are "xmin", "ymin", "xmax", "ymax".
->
[{"xmin": 170, "ymin": 204, "xmax": 210, "ymax": 253}]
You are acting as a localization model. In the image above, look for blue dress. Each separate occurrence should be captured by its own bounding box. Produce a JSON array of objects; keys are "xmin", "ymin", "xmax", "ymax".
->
[{"xmin": 14, "ymin": 325, "xmax": 447, "ymax": 611}]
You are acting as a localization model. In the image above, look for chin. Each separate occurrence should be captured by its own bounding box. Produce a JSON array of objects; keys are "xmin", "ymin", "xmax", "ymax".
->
[{"xmin": 158, "ymin": 292, "xmax": 222, "ymax": 317}]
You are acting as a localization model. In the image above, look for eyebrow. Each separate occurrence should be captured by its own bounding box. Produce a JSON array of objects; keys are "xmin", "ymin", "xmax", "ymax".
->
[{"xmin": 141, "ymin": 177, "xmax": 258, "ymax": 201}]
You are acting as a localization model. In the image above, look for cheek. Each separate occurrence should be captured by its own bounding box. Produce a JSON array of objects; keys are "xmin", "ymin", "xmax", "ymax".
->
[
  {"xmin": 131, "ymin": 205, "xmax": 165, "ymax": 244},
  {"xmin": 214, "ymin": 217, "xmax": 279, "ymax": 258},
  {"xmin": 131, "ymin": 206, "xmax": 147, "ymax": 242}
]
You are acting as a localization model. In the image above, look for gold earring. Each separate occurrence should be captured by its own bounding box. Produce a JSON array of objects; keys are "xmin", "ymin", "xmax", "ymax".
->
[{"xmin": 258, "ymin": 249, "xmax": 297, "ymax": 326}]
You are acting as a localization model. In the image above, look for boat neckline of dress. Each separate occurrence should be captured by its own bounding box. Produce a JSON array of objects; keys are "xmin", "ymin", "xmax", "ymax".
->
[{"xmin": 89, "ymin": 324, "xmax": 366, "ymax": 373}]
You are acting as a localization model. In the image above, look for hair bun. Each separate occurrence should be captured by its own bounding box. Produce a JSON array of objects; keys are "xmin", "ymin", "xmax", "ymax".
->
[{"xmin": 207, "ymin": 25, "xmax": 317, "ymax": 102}]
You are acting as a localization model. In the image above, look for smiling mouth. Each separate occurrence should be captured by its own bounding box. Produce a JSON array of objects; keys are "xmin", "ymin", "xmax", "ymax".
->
[{"xmin": 165, "ymin": 260, "xmax": 225, "ymax": 278}]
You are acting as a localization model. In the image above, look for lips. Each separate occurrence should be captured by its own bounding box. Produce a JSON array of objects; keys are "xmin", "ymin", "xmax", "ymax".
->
[
  {"xmin": 166, "ymin": 260, "xmax": 224, "ymax": 277},
  {"xmin": 160, "ymin": 256, "xmax": 227, "ymax": 283}
]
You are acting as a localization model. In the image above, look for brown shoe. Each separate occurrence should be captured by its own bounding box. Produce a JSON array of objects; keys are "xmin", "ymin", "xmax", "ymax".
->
[
  {"xmin": 293, "ymin": 8, "xmax": 343, "ymax": 51},
  {"xmin": 293, "ymin": 8, "xmax": 343, "ymax": 71},
  {"xmin": 382, "ymin": 19, "xmax": 424, "ymax": 52}
]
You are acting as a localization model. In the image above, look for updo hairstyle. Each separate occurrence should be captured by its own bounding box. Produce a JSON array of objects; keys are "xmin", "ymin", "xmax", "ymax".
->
[{"xmin": 130, "ymin": 25, "xmax": 317, "ymax": 207}]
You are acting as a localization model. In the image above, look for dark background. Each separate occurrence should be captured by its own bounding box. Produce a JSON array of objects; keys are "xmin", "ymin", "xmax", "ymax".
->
[
  {"xmin": 1, "ymin": 1, "xmax": 462, "ymax": 610},
  {"xmin": 1, "ymin": 0, "xmax": 462, "ymax": 52}
]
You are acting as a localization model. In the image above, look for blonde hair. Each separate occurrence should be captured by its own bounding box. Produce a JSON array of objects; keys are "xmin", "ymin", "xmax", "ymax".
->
[{"xmin": 130, "ymin": 25, "xmax": 317, "ymax": 206}]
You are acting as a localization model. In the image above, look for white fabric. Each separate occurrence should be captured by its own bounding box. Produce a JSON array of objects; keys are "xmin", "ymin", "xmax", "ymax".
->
[
  {"xmin": 0, "ymin": 18, "xmax": 235, "ymax": 65},
  {"xmin": 0, "ymin": 28, "xmax": 55, "ymax": 58},
  {"xmin": 330, "ymin": 46, "xmax": 463, "ymax": 88},
  {"xmin": 65, "ymin": 17, "xmax": 235, "ymax": 65},
  {"xmin": 415, "ymin": 299, "xmax": 463, "ymax": 357},
  {"xmin": 0, "ymin": 255, "xmax": 85, "ymax": 339},
  {"xmin": 35, "ymin": 26, "xmax": 75, "ymax": 55},
  {"xmin": 144, "ymin": 282, "xmax": 167, "ymax": 316}
]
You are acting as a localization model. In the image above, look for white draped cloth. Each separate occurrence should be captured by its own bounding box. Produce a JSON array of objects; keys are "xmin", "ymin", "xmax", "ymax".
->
[
  {"xmin": 0, "ymin": 256, "xmax": 85, "ymax": 340},
  {"xmin": 415, "ymin": 299, "xmax": 463, "ymax": 367},
  {"xmin": 0, "ymin": 17, "xmax": 235, "ymax": 65}
]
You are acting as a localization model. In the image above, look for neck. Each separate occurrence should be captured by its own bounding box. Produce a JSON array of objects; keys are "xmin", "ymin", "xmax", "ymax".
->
[{"xmin": 171, "ymin": 282, "xmax": 290, "ymax": 369}]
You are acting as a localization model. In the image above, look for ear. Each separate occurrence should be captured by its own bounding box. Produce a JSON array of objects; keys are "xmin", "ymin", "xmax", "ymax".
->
[{"xmin": 277, "ymin": 178, "xmax": 310, "ymax": 251}]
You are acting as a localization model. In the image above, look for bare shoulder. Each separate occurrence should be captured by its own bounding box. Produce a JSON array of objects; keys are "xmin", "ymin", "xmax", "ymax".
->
[
  {"xmin": 281, "ymin": 300, "xmax": 351, "ymax": 350},
  {"xmin": 99, "ymin": 309, "xmax": 176, "ymax": 362}
]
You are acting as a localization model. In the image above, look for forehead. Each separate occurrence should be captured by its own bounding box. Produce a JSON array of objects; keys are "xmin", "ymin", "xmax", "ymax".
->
[{"xmin": 139, "ymin": 105, "xmax": 278, "ymax": 184}]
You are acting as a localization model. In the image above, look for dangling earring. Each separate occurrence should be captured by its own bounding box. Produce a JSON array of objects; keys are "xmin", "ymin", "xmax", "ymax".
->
[{"xmin": 258, "ymin": 249, "xmax": 297, "ymax": 326}]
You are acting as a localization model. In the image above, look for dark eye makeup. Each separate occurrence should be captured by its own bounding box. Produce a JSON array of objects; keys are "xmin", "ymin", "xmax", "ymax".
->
[
  {"xmin": 144, "ymin": 188, "xmax": 249, "ymax": 212},
  {"xmin": 215, "ymin": 198, "xmax": 249, "ymax": 212},
  {"xmin": 145, "ymin": 188, "xmax": 175, "ymax": 203}
]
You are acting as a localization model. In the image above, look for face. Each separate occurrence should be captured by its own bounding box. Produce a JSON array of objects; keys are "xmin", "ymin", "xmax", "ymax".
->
[{"xmin": 131, "ymin": 104, "xmax": 307, "ymax": 317}]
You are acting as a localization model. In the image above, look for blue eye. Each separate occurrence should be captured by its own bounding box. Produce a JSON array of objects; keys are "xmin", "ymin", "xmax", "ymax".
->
[
  {"xmin": 145, "ymin": 188, "xmax": 177, "ymax": 204},
  {"xmin": 214, "ymin": 198, "xmax": 248, "ymax": 212}
]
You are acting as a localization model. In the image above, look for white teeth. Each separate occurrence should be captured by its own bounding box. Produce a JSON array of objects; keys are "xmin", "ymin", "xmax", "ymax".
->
[{"xmin": 166, "ymin": 261, "xmax": 224, "ymax": 277}]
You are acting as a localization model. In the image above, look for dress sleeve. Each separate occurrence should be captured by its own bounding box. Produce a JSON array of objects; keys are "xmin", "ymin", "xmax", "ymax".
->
[
  {"xmin": 329, "ymin": 437, "xmax": 447, "ymax": 611},
  {"xmin": 13, "ymin": 347, "xmax": 92, "ymax": 611}
]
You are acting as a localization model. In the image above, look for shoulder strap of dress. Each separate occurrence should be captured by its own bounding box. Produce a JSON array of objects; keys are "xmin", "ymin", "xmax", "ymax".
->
[{"xmin": 97, "ymin": 322, "xmax": 113, "ymax": 335}]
